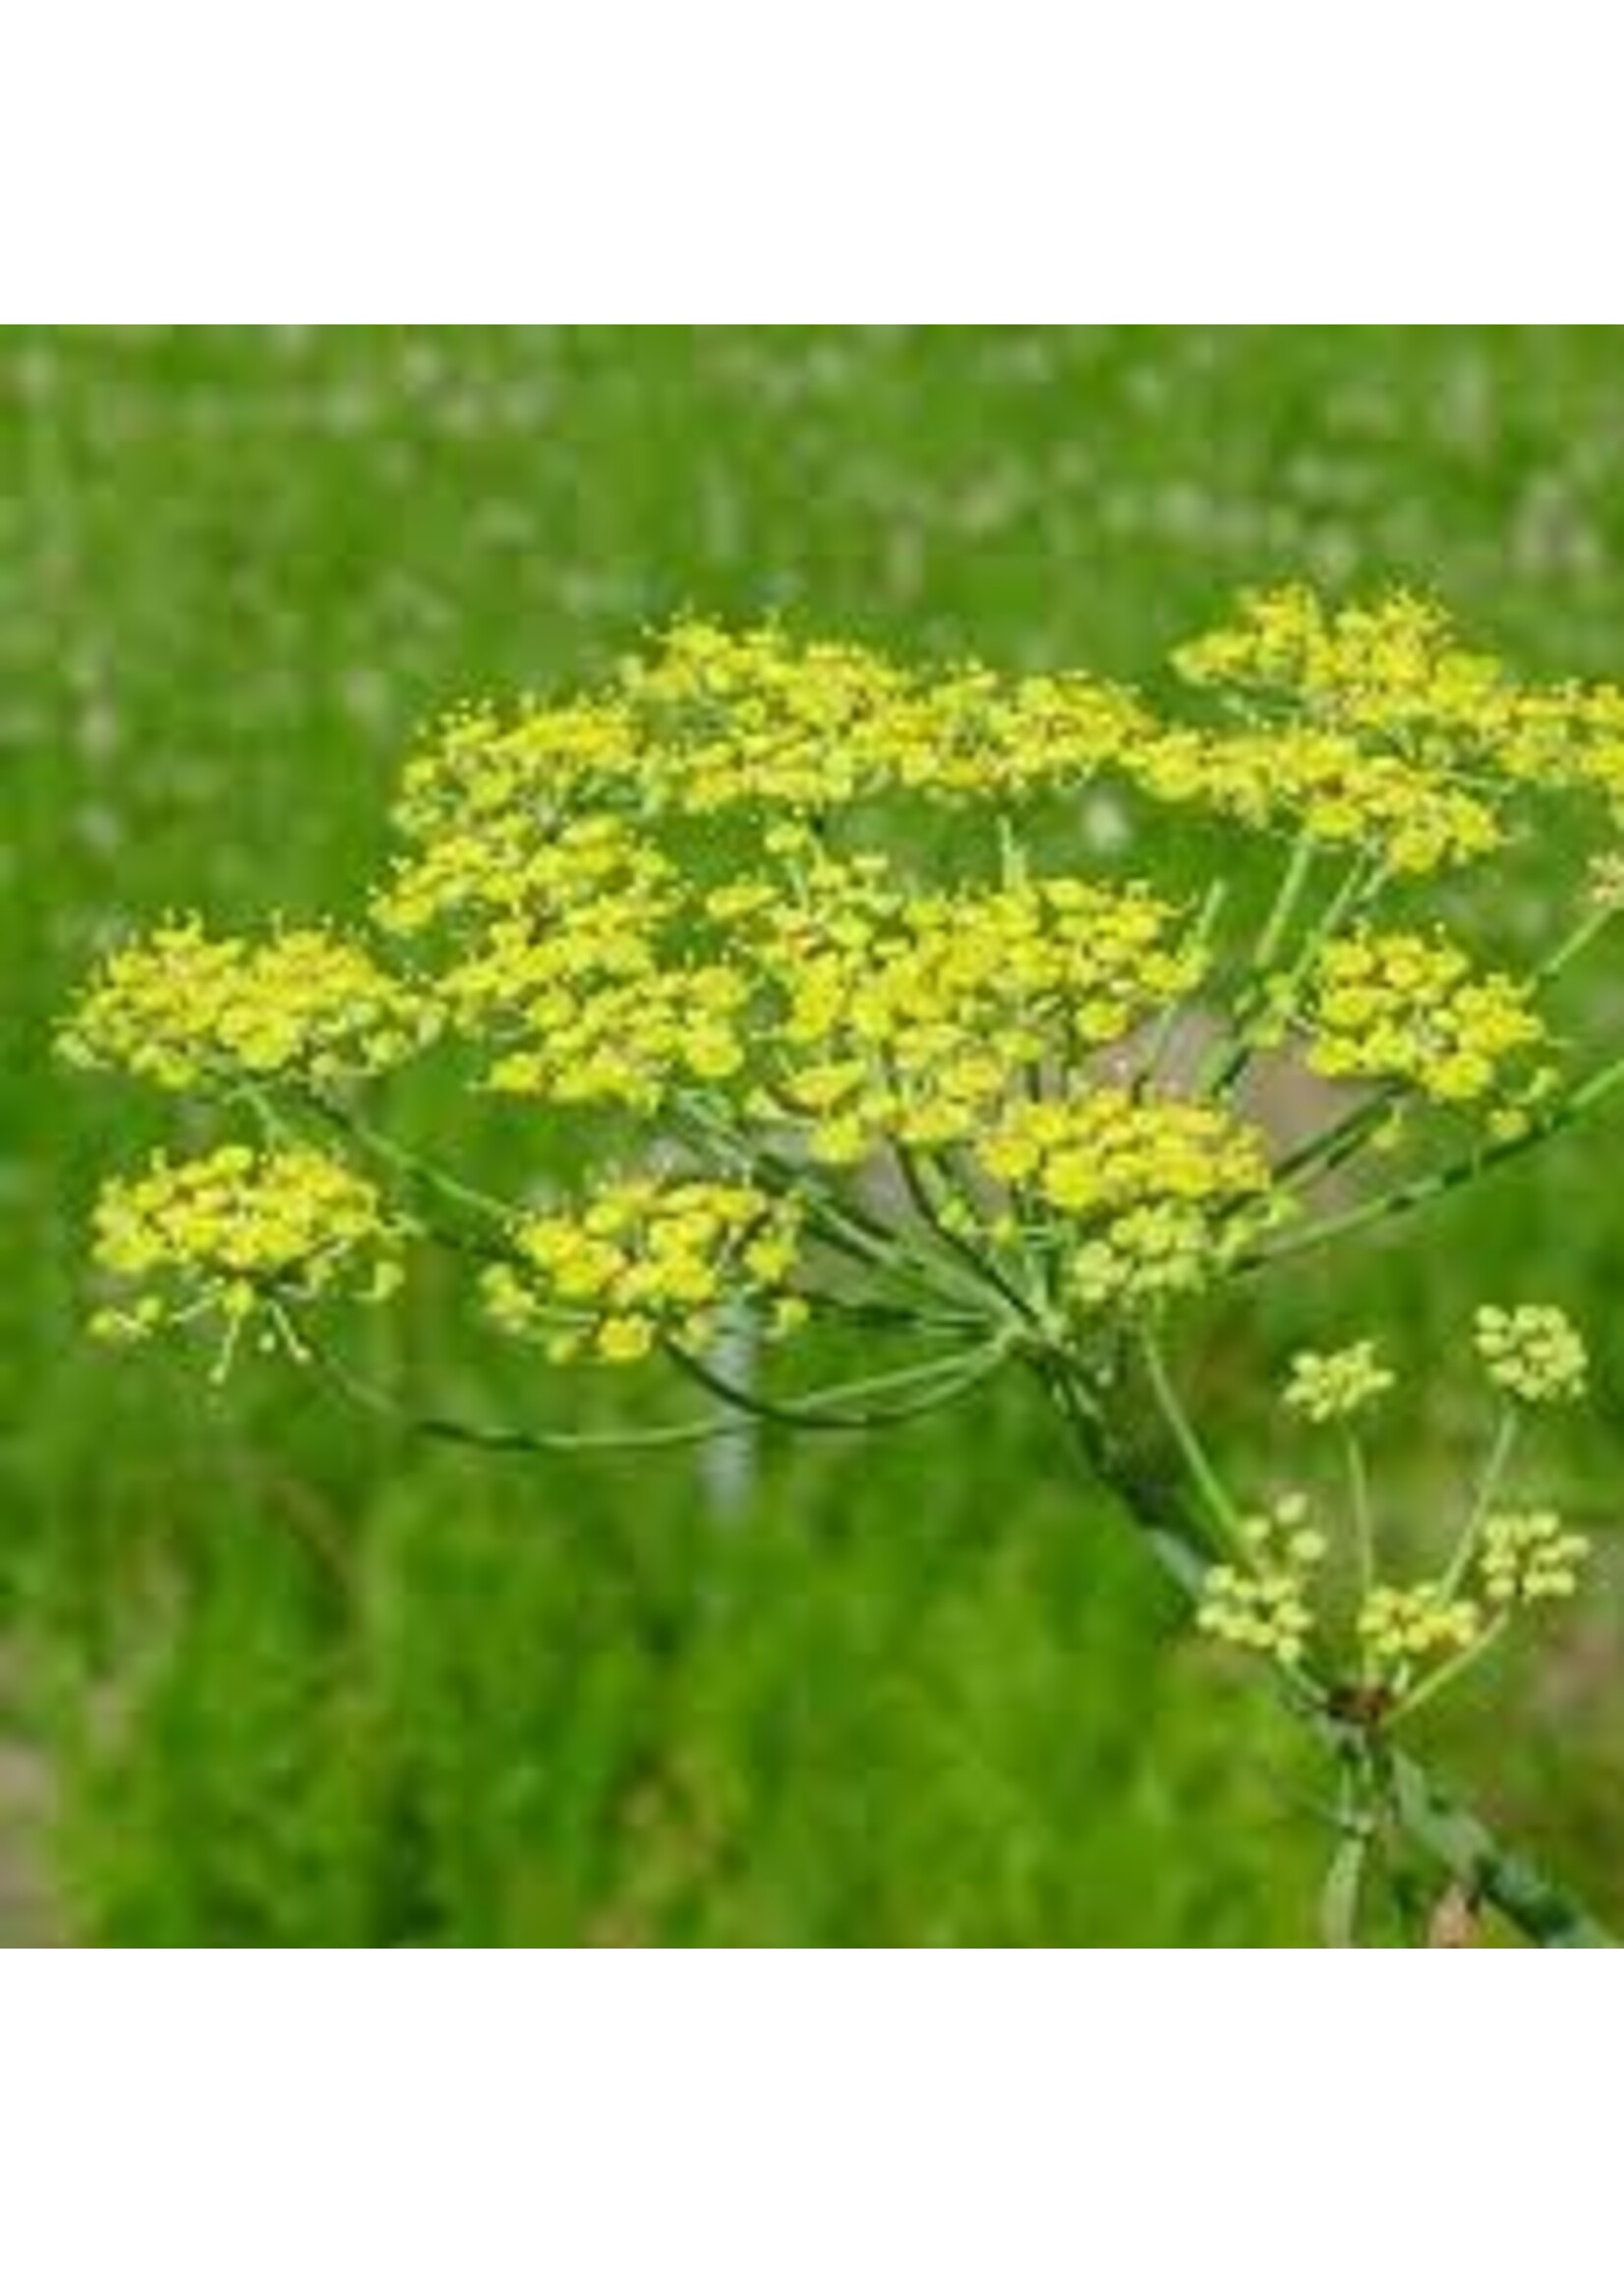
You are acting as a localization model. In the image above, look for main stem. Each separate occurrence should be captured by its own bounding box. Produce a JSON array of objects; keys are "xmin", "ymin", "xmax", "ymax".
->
[{"xmin": 1042, "ymin": 1354, "xmax": 1614, "ymax": 1948}]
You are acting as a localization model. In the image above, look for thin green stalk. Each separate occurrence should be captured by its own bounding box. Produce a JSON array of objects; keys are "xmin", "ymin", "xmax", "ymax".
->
[
  {"xmin": 665, "ymin": 1330, "xmax": 1015, "ymax": 1432},
  {"xmin": 1344, "ymin": 1427, "xmax": 1374, "ymax": 1629},
  {"xmin": 1387, "ymin": 1614, "xmax": 1510, "ymax": 1729},
  {"xmin": 1247, "ymin": 1047, "xmax": 1624, "ymax": 1272},
  {"xmin": 1273, "ymin": 1087, "xmax": 1399, "ymax": 1191},
  {"xmin": 309, "ymin": 1338, "xmax": 767, "ymax": 1456},
  {"xmin": 1272, "ymin": 895, "xmax": 1616, "ymax": 1201},
  {"xmin": 796, "ymin": 1287, "xmax": 991, "ymax": 1336},
  {"xmin": 305, "ymin": 1092, "xmax": 516, "ymax": 1226},
  {"xmin": 1441, "ymin": 1408, "xmax": 1519, "ymax": 1598},
  {"xmin": 1136, "ymin": 1331, "xmax": 1246, "ymax": 1557},
  {"xmin": 891, "ymin": 1140, "xmax": 1043, "ymax": 1331},
  {"xmin": 1133, "ymin": 878, "xmax": 1229, "ymax": 1099},
  {"xmin": 1535, "ymin": 898, "xmax": 1618, "ymax": 986},
  {"xmin": 1319, "ymin": 1762, "xmax": 1373, "ymax": 1947},
  {"xmin": 312, "ymin": 1324, "xmax": 1014, "ymax": 1457},
  {"xmin": 1204, "ymin": 848, "xmax": 1377, "ymax": 1100},
  {"xmin": 1253, "ymin": 831, "xmax": 1319, "ymax": 973},
  {"xmin": 676, "ymin": 1095, "xmax": 1009, "ymax": 1324}
]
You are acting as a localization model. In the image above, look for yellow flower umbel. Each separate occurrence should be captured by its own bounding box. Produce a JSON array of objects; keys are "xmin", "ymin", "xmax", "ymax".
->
[
  {"xmin": 1357, "ymin": 1584, "xmax": 1481, "ymax": 1679},
  {"xmin": 1182, "ymin": 1300, "xmax": 1598, "ymax": 1728},
  {"xmin": 1479, "ymin": 1511, "xmax": 1591, "ymax": 1606},
  {"xmin": 1301, "ymin": 928, "xmax": 1546, "ymax": 1110},
  {"xmin": 89, "ymin": 1144, "xmax": 405, "ymax": 1375},
  {"xmin": 1282, "ymin": 1340, "xmax": 1394, "ymax": 1426},
  {"xmin": 746, "ymin": 862, "xmax": 1208, "ymax": 1163},
  {"xmin": 58, "ymin": 597, "xmax": 1624, "ymax": 1401},
  {"xmin": 1474, "ymin": 1304, "xmax": 1588, "ymax": 1404},
  {"xmin": 60, "ymin": 918, "xmax": 437, "ymax": 1091},
  {"xmin": 1196, "ymin": 1494, "xmax": 1328, "ymax": 1670},
  {"xmin": 483, "ymin": 1176, "xmax": 806, "ymax": 1365},
  {"xmin": 978, "ymin": 1089, "xmax": 1280, "ymax": 1313}
]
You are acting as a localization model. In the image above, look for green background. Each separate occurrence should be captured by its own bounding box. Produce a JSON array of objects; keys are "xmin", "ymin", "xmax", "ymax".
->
[{"xmin": 5, "ymin": 325, "xmax": 1623, "ymax": 1944}]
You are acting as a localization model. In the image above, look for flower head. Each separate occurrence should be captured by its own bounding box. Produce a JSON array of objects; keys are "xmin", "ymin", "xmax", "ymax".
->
[
  {"xmin": 1474, "ymin": 1304, "xmax": 1588, "ymax": 1404},
  {"xmin": 60, "ymin": 918, "xmax": 436, "ymax": 1091},
  {"xmin": 1283, "ymin": 1339, "xmax": 1395, "ymax": 1426},
  {"xmin": 483, "ymin": 1176, "xmax": 805, "ymax": 1365},
  {"xmin": 1479, "ymin": 1510, "xmax": 1592, "ymax": 1606},
  {"xmin": 1302, "ymin": 928, "xmax": 1546, "ymax": 1110},
  {"xmin": 1196, "ymin": 1493, "xmax": 1328, "ymax": 1670},
  {"xmin": 1358, "ymin": 1583, "xmax": 1481, "ymax": 1676},
  {"xmin": 89, "ymin": 1144, "xmax": 404, "ymax": 1373},
  {"xmin": 977, "ymin": 1088, "xmax": 1281, "ymax": 1313}
]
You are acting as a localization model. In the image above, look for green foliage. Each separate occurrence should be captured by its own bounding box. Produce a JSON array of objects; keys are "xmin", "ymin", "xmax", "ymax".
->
[{"xmin": 43, "ymin": 1416, "xmax": 1317, "ymax": 1946}]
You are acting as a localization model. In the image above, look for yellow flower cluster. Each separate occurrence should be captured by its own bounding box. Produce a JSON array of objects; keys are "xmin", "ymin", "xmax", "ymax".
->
[
  {"xmin": 90, "ymin": 1144, "xmax": 404, "ymax": 1364},
  {"xmin": 750, "ymin": 861, "xmax": 1205, "ymax": 1161},
  {"xmin": 402, "ymin": 608, "xmax": 1605, "ymax": 866},
  {"xmin": 374, "ymin": 809, "xmax": 672, "ymax": 939},
  {"xmin": 1282, "ymin": 1340, "xmax": 1394, "ymax": 1425},
  {"xmin": 1174, "ymin": 586, "xmax": 1507, "ymax": 729},
  {"xmin": 1358, "ymin": 1583, "xmax": 1481, "ymax": 1676},
  {"xmin": 1196, "ymin": 1494, "xmax": 1327, "ymax": 1668},
  {"xmin": 389, "ymin": 697, "xmax": 645, "ymax": 845},
  {"xmin": 1192, "ymin": 1298, "xmax": 1598, "ymax": 1713},
  {"xmin": 390, "ymin": 624, "xmax": 1156, "ymax": 831},
  {"xmin": 1171, "ymin": 582, "xmax": 1624, "ymax": 827},
  {"xmin": 471, "ymin": 954, "xmax": 748, "ymax": 1110},
  {"xmin": 1475, "ymin": 1304, "xmax": 1589, "ymax": 1403},
  {"xmin": 622, "ymin": 622, "xmax": 912, "ymax": 810},
  {"xmin": 1479, "ymin": 1511, "xmax": 1591, "ymax": 1605},
  {"xmin": 483, "ymin": 1176, "xmax": 806, "ymax": 1365},
  {"xmin": 1116, "ymin": 713, "xmax": 1501, "ymax": 875},
  {"xmin": 376, "ymin": 811, "xmax": 750, "ymax": 1110},
  {"xmin": 1302, "ymin": 928, "xmax": 1546, "ymax": 1107},
  {"xmin": 63, "ymin": 598, "xmax": 1624, "ymax": 1386},
  {"xmin": 621, "ymin": 621, "xmax": 1161, "ymax": 809},
  {"xmin": 60, "ymin": 919, "xmax": 437, "ymax": 1091},
  {"xmin": 979, "ymin": 1090, "xmax": 1278, "ymax": 1311}
]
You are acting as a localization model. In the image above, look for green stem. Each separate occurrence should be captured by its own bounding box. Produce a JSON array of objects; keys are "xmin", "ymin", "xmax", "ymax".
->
[
  {"xmin": 1136, "ymin": 1331, "xmax": 1246, "ymax": 1557},
  {"xmin": 1442, "ymin": 1408, "xmax": 1519, "ymax": 1598},
  {"xmin": 310, "ymin": 1339, "xmax": 767, "ymax": 1455},
  {"xmin": 1204, "ymin": 848, "xmax": 1376, "ymax": 1100},
  {"xmin": 1041, "ymin": 1356, "xmax": 1209, "ymax": 1597},
  {"xmin": 796, "ymin": 1287, "xmax": 990, "ymax": 1336},
  {"xmin": 891, "ymin": 1140, "xmax": 1042, "ymax": 1330},
  {"xmin": 1254, "ymin": 832, "xmax": 1319, "ymax": 972},
  {"xmin": 312, "ymin": 1329, "xmax": 1010, "ymax": 1456},
  {"xmin": 1266, "ymin": 898, "xmax": 1619, "ymax": 1215},
  {"xmin": 1344, "ymin": 1428, "xmax": 1374, "ymax": 1629},
  {"xmin": 1387, "ymin": 1613, "xmax": 1510, "ymax": 1729},
  {"xmin": 1133, "ymin": 879, "xmax": 1229, "ymax": 1099},
  {"xmin": 1319, "ymin": 1763, "xmax": 1373, "ymax": 1947},
  {"xmin": 677, "ymin": 1095, "xmax": 1007, "ymax": 1323},
  {"xmin": 665, "ymin": 1331, "xmax": 1015, "ymax": 1432},
  {"xmin": 305, "ymin": 1092, "xmax": 516, "ymax": 1226},
  {"xmin": 1536, "ymin": 898, "xmax": 1618, "ymax": 986},
  {"xmin": 1273, "ymin": 1087, "xmax": 1399, "ymax": 1192},
  {"xmin": 1386, "ymin": 1754, "xmax": 1613, "ymax": 1946},
  {"xmin": 1043, "ymin": 1372, "xmax": 1614, "ymax": 1948},
  {"xmin": 1247, "ymin": 1049, "xmax": 1624, "ymax": 1273}
]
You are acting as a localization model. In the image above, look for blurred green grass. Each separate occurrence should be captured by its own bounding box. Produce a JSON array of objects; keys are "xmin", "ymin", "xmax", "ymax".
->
[{"xmin": 7, "ymin": 325, "xmax": 1624, "ymax": 1943}]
